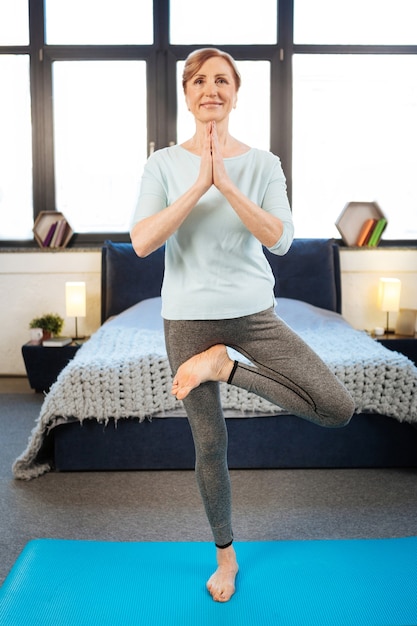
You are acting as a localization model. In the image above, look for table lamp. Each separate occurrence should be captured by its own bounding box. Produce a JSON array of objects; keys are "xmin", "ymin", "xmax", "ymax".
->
[
  {"xmin": 65, "ymin": 281, "xmax": 86, "ymax": 339},
  {"xmin": 378, "ymin": 277, "xmax": 401, "ymax": 334}
]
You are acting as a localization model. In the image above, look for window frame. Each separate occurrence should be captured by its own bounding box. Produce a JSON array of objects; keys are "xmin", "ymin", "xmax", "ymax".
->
[{"xmin": 0, "ymin": 0, "xmax": 415, "ymax": 247}]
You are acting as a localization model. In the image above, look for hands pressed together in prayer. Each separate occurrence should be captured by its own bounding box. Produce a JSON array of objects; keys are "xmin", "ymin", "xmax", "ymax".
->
[
  {"xmin": 199, "ymin": 121, "xmax": 231, "ymax": 195},
  {"xmin": 131, "ymin": 118, "xmax": 282, "ymax": 258}
]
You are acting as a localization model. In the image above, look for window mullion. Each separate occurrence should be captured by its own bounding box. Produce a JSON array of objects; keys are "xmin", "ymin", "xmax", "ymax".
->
[
  {"xmin": 271, "ymin": 0, "xmax": 293, "ymax": 202},
  {"xmin": 152, "ymin": 49, "xmax": 170, "ymax": 151},
  {"xmin": 41, "ymin": 50, "xmax": 56, "ymax": 213},
  {"xmin": 154, "ymin": 0, "xmax": 169, "ymax": 47},
  {"xmin": 165, "ymin": 49, "xmax": 178, "ymax": 148},
  {"xmin": 28, "ymin": 0, "xmax": 54, "ymax": 218},
  {"xmin": 153, "ymin": 0, "xmax": 172, "ymax": 150},
  {"xmin": 146, "ymin": 51, "xmax": 158, "ymax": 156}
]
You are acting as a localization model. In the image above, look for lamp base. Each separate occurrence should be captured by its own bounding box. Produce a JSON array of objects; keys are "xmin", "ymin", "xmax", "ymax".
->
[
  {"xmin": 71, "ymin": 317, "xmax": 87, "ymax": 342},
  {"xmin": 384, "ymin": 312, "xmax": 396, "ymax": 335}
]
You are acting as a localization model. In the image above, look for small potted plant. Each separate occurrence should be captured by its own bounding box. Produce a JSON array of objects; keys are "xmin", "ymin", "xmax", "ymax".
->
[{"xmin": 29, "ymin": 313, "xmax": 64, "ymax": 341}]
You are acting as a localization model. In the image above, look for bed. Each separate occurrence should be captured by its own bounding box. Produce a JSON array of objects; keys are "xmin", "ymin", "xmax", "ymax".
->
[{"xmin": 13, "ymin": 238, "xmax": 417, "ymax": 480}]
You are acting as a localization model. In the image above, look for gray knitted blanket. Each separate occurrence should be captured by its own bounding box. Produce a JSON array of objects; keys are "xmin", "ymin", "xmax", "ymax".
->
[{"xmin": 13, "ymin": 299, "xmax": 417, "ymax": 480}]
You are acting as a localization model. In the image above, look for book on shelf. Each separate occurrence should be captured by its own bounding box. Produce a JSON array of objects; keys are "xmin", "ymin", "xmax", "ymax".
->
[
  {"xmin": 50, "ymin": 219, "xmax": 68, "ymax": 248},
  {"xmin": 42, "ymin": 222, "xmax": 58, "ymax": 247},
  {"xmin": 356, "ymin": 217, "xmax": 387, "ymax": 247},
  {"xmin": 356, "ymin": 218, "xmax": 377, "ymax": 246},
  {"xmin": 33, "ymin": 211, "xmax": 73, "ymax": 249},
  {"xmin": 41, "ymin": 219, "xmax": 69, "ymax": 248},
  {"xmin": 367, "ymin": 217, "xmax": 388, "ymax": 247},
  {"xmin": 42, "ymin": 337, "xmax": 72, "ymax": 347}
]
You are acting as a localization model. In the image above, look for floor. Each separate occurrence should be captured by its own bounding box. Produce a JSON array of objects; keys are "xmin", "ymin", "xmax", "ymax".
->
[
  {"xmin": 2, "ymin": 374, "xmax": 417, "ymax": 592},
  {"xmin": 0, "ymin": 376, "xmax": 33, "ymax": 394}
]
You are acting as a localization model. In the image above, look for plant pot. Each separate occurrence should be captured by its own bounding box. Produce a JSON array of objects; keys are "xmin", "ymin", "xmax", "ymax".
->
[{"xmin": 29, "ymin": 328, "xmax": 43, "ymax": 345}]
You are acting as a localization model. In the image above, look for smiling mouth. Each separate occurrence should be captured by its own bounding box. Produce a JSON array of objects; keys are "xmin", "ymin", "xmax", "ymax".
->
[{"xmin": 201, "ymin": 102, "xmax": 222, "ymax": 107}]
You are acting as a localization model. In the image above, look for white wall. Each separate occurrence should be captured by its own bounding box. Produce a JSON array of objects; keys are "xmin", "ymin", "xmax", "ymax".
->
[
  {"xmin": 340, "ymin": 248, "xmax": 417, "ymax": 332},
  {"xmin": 0, "ymin": 250, "xmax": 101, "ymax": 376},
  {"xmin": 1, "ymin": 247, "xmax": 416, "ymax": 376}
]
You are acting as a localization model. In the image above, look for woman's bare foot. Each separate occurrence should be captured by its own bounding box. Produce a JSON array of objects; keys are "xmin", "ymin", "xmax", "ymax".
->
[
  {"xmin": 206, "ymin": 545, "xmax": 239, "ymax": 603},
  {"xmin": 171, "ymin": 344, "xmax": 233, "ymax": 400}
]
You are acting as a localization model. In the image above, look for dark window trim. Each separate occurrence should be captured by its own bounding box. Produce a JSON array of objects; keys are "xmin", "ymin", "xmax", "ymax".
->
[
  {"xmin": 2, "ymin": 237, "xmax": 416, "ymax": 253},
  {"xmin": 0, "ymin": 0, "xmax": 415, "ymax": 248}
]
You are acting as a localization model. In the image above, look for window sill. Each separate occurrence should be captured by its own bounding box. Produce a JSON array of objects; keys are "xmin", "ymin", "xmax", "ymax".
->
[
  {"xmin": 0, "ymin": 246, "xmax": 101, "ymax": 253},
  {"xmin": 336, "ymin": 238, "xmax": 417, "ymax": 250}
]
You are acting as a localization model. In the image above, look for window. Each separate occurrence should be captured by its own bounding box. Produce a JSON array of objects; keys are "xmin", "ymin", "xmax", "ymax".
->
[
  {"xmin": 170, "ymin": 0, "xmax": 277, "ymax": 44},
  {"xmin": 292, "ymin": 0, "xmax": 417, "ymax": 241},
  {"xmin": 0, "ymin": 55, "xmax": 33, "ymax": 239},
  {"xmin": 0, "ymin": 0, "xmax": 28, "ymax": 45},
  {"xmin": 0, "ymin": 1, "xmax": 416, "ymax": 245},
  {"xmin": 45, "ymin": 0, "xmax": 153, "ymax": 45},
  {"xmin": 52, "ymin": 61, "xmax": 147, "ymax": 233},
  {"xmin": 292, "ymin": 54, "xmax": 417, "ymax": 239},
  {"xmin": 294, "ymin": 0, "xmax": 417, "ymax": 45}
]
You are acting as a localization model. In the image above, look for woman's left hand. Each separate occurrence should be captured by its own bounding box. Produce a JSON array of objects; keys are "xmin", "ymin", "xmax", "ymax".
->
[{"xmin": 210, "ymin": 122, "xmax": 232, "ymax": 193}]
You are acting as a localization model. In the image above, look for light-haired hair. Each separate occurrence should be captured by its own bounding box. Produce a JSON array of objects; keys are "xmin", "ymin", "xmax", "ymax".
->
[{"xmin": 182, "ymin": 48, "xmax": 241, "ymax": 92}]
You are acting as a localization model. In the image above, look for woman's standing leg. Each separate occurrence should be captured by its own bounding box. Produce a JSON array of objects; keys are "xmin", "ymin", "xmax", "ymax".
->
[
  {"xmin": 167, "ymin": 309, "xmax": 354, "ymax": 602},
  {"xmin": 164, "ymin": 319, "xmax": 238, "ymax": 602}
]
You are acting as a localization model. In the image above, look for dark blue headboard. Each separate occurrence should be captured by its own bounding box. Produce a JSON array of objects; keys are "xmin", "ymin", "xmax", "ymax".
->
[{"xmin": 101, "ymin": 239, "xmax": 341, "ymax": 323}]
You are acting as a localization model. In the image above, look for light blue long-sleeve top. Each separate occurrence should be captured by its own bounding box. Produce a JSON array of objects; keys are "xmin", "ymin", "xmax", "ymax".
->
[{"xmin": 131, "ymin": 145, "xmax": 294, "ymax": 320}]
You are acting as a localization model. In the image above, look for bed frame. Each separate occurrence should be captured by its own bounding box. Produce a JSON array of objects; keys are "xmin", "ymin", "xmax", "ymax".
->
[{"xmin": 53, "ymin": 239, "xmax": 417, "ymax": 471}]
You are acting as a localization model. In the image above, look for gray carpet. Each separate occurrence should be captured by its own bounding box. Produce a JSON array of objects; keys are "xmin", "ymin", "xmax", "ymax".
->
[{"xmin": 1, "ymin": 390, "xmax": 417, "ymax": 587}]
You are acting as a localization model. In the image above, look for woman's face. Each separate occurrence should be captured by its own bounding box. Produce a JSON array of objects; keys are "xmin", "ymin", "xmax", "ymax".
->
[{"xmin": 184, "ymin": 56, "xmax": 238, "ymax": 124}]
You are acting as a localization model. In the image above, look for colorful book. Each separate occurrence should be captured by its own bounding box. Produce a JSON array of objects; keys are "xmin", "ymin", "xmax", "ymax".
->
[
  {"xmin": 356, "ymin": 218, "xmax": 377, "ymax": 246},
  {"xmin": 368, "ymin": 218, "xmax": 388, "ymax": 247},
  {"xmin": 51, "ymin": 219, "xmax": 68, "ymax": 248},
  {"xmin": 42, "ymin": 222, "xmax": 58, "ymax": 247},
  {"xmin": 50, "ymin": 219, "xmax": 63, "ymax": 247}
]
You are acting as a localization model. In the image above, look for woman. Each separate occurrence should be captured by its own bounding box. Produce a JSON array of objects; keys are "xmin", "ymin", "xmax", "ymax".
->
[{"xmin": 130, "ymin": 48, "xmax": 355, "ymax": 603}]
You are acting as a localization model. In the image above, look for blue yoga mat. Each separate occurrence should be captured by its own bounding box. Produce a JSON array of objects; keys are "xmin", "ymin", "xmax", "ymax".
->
[{"xmin": 0, "ymin": 538, "xmax": 416, "ymax": 625}]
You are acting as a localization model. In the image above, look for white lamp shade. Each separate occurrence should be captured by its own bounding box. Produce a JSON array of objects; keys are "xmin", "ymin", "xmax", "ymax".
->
[
  {"xmin": 378, "ymin": 278, "xmax": 401, "ymax": 313},
  {"xmin": 66, "ymin": 282, "xmax": 86, "ymax": 317}
]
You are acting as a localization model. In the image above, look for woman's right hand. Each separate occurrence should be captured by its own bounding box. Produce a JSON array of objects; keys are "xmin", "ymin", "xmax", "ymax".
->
[{"xmin": 197, "ymin": 122, "xmax": 214, "ymax": 193}]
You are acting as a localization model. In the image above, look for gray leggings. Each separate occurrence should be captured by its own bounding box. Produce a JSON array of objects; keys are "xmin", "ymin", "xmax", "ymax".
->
[{"xmin": 164, "ymin": 307, "xmax": 355, "ymax": 548}]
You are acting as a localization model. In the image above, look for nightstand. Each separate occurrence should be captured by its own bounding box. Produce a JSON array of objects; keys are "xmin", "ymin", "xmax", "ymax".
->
[
  {"xmin": 376, "ymin": 334, "xmax": 417, "ymax": 366},
  {"xmin": 22, "ymin": 342, "xmax": 82, "ymax": 392}
]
